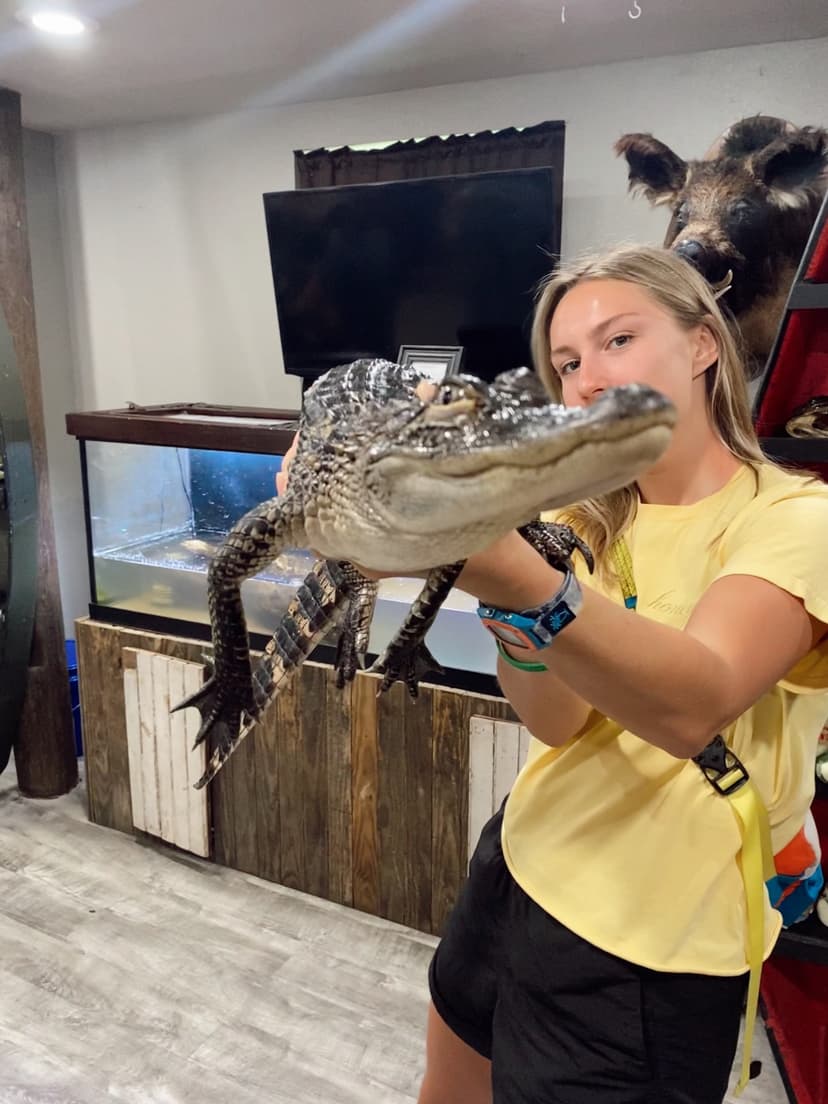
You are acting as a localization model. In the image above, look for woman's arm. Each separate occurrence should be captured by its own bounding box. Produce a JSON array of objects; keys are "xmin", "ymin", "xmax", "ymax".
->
[
  {"xmin": 496, "ymin": 662, "xmax": 594, "ymax": 749},
  {"xmin": 460, "ymin": 530, "xmax": 824, "ymax": 759}
]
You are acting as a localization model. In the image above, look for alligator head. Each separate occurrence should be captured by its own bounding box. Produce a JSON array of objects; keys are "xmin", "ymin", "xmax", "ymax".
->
[{"xmin": 299, "ymin": 365, "xmax": 676, "ymax": 573}]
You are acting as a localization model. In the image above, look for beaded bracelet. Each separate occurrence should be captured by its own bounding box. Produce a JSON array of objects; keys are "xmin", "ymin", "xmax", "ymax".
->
[{"xmin": 495, "ymin": 638, "xmax": 548, "ymax": 672}]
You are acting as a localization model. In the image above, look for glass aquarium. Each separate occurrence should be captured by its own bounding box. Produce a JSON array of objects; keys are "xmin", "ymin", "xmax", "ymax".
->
[
  {"xmin": 66, "ymin": 403, "xmax": 310, "ymax": 638},
  {"xmin": 66, "ymin": 402, "xmax": 497, "ymax": 680}
]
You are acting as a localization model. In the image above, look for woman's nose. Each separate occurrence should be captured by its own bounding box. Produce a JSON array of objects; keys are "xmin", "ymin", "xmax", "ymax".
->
[{"xmin": 574, "ymin": 356, "xmax": 606, "ymax": 404}]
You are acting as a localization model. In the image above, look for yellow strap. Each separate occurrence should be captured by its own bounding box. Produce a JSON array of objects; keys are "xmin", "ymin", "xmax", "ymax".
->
[
  {"xmin": 728, "ymin": 780, "xmax": 776, "ymax": 1095},
  {"xmin": 612, "ymin": 537, "xmax": 777, "ymax": 1093},
  {"xmin": 610, "ymin": 539, "xmax": 637, "ymax": 609}
]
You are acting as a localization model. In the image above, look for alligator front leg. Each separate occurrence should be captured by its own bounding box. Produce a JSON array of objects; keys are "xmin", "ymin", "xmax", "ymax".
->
[
  {"xmin": 171, "ymin": 497, "xmax": 295, "ymax": 774},
  {"xmin": 371, "ymin": 563, "xmax": 464, "ymax": 698},
  {"xmin": 334, "ymin": 563, "xmax": 379, "ymax": 688}
]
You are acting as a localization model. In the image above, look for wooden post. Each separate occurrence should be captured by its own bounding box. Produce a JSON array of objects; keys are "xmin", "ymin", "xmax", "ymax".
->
[{"xmin": 0, "ymin": 87, "xmax": 77, "ymax": 796}]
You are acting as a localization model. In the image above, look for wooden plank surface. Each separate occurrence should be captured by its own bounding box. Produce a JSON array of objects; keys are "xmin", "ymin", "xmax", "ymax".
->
[
  {"xmin": 431, "ymin": 690, "xmax": 473, "ymax": 934},
  {"xmin": 0, "ymin": 764, "xmax": 438, "ymax": 1104},
  {"xmin": 351, "ymin": 671, "xmax": 380, "ymax": 918},
  {"xmin": 76, "ymin": 621, "xmax": 134, "ymax": 832},
  {"xmin": 253, "ymin": 665, "xmax": 282, "ymax": 887},
  {"xmin": 274, "ymin": 663, "xmax": 306, "ymax": 892},
  {"xmin": 298, "ymin": 662, "xmax": 330, "ymax": 901},
  {"xmin": 0, "ymin": 758, "xmax": 788, "ymax": 1104},
  {"xmin": 78, "ymin": 619, "xmax": 525, "ymax": 934},
  {"xmin": 325, "ymin": 666, "xmax": 353, "ymax": 907}
]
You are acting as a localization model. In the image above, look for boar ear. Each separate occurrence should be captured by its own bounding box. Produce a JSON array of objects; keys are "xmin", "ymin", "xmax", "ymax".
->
[
  {"xmin": 750, "ymin": 128, "xmax": 828, "ymax": 207},
  {"xmin": 614, "ymin": 133, "xmax": 687, "ymax": 206}
]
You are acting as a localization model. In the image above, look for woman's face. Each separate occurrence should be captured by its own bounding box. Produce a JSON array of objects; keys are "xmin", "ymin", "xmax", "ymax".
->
[{"xmin": 547, "ymin": 278, "xmax": 717, "ymax": 414}]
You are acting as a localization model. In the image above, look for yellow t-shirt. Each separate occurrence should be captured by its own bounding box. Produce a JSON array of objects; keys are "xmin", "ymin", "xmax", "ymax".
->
[{"xmin": 502, "ymin": 462, "xmax": 828, "ymax": 975}]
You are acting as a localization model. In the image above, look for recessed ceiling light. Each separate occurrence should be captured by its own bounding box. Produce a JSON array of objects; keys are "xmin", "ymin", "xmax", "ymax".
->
[{"xmin": 21, "ymin": 9, "xmax": 93, "ymax": 35}]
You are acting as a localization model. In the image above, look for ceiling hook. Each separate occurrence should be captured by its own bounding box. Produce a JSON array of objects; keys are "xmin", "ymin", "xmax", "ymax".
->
[{"xmin": 628, "ymin": 0, "xmax": 642, "ymax": 17}]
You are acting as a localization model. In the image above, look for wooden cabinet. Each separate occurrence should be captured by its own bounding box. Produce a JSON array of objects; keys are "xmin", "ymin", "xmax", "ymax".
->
[{"xmin": 76, "ymin": 617, "xmax": 518, "ymax": 936}]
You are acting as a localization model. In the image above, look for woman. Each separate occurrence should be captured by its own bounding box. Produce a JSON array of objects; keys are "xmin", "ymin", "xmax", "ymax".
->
[{"xmin": 279, "ymin": 246, "xmax": 828, "ymax": 1103}]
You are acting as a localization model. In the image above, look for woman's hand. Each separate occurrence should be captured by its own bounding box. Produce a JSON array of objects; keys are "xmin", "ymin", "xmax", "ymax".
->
[{"xmin": 275, "ymin": 433, "xmax": 299, "ymax": 497}]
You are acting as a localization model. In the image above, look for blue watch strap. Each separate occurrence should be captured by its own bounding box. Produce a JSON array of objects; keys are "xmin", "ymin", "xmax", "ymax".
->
[{"xmin": 477, "ymin": 569, "xmax": 583, "ymax": 651}]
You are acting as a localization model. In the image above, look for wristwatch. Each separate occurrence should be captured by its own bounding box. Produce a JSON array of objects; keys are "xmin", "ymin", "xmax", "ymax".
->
[{"xmin": 476, "ymin": 569, "xmax": 583, "ymax": 651}]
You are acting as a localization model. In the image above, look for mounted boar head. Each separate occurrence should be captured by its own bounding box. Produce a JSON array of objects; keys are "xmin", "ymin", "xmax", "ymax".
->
[{"xmin": 615, "ymin": 115, "xmax": 828, "ymax": 375}]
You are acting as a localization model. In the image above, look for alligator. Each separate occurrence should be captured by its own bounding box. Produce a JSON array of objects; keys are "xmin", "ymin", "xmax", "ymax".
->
[{"xmin": 173, "ymin": 358, "xmax": 675, "ymax": 787}]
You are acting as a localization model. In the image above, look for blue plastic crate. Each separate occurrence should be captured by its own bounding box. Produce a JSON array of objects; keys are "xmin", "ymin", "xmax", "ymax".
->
[{"xmin": 65, "ymin": 639, "xmax": 83, "ymax": 756}]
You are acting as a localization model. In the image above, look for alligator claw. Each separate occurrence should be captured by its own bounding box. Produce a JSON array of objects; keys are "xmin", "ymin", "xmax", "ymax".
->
[
  {"xmin": 371, "ymin": 640, "xmax": 444, "ymax": 699},
  {"xmin": 334, "ymin": 627, "xmax": 368, "ymax": 689},
  {"xmin": 520, "ymin": 520, "xmax": 594, "ymax": 575},
  {"xmin": 171, "ymin": 675, "xmax": 252, "ymax": 789}
]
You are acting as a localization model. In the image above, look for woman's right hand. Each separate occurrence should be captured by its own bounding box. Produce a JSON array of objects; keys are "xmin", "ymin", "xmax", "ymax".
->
[{"xmin": 275, "ymin": 433, "xmax": 299, "ymax": 496}]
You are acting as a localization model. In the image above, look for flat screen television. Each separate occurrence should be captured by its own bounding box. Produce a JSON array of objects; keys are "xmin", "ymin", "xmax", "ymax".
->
[{"xmin": 262, "ymin": 167, "xmax": 561, "ymax": 384}]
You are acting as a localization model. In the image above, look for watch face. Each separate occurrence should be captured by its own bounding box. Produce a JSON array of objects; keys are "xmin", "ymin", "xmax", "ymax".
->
[
  {"xmin": 478, "ymin": 616, "xmax": 537, "ymax": 649},
  {"xmin": 541, "ymin": 601, "xmax": 576, "ymax": 635}
]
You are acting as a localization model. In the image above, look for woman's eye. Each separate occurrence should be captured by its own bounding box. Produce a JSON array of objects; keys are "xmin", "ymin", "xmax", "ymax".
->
[
  {"xmin": 608, "ymin": 334, "xmax": 632, "ymax": 350},
  {"xmin": 557, "ymin": 360, "xmax": 579, "ymax": 377}
]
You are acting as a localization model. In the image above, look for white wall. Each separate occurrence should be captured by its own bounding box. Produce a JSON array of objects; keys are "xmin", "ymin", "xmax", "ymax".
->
[
  {"xmin": 24, "ymin": 34, "xmax": 828, "ymax": 627},
  {"xmin": 54, "ymin": 36, "xmax": 828, "ymax": 414},
  {"xmin": 23, "ymin": 129, "xmax": 89, "ymax": 633}
]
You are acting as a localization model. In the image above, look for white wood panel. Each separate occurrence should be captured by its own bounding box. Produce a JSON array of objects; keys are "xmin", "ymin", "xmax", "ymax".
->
[
  {"xmin": 467, "ymin": 716, "xmax": 495, "ymax": 867},
  {"xmin": 151, "ymin": 652, "xmax": 176, "ymax": 846},
  {"xmin": 468, "ymin": 716, "xmax": 529, "ymax": 868},
  {"xmin": 135, "ymin": 649, "xmax": 161, "ymax": 838},
  {"xmin": 518, "ymin": 724, "xmax": 532, "ymax": 772},
  {"xmin": 492, "ymin": 720, "xmax": 520, "ymax": 812},
  {"xmin": 183, "ymin": 661, "xmax": 209, "ymax": 858},
  {"xmin": 123, "ymin": 649, "xmax": 209, "ymax": 858},
  {"xmin": 123, "ymin": 667, "xmax": 145, "ymax": 833}
]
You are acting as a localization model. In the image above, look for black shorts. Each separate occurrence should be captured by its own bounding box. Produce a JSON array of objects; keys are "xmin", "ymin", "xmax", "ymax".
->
[{"xmin": 428, "ymin": 805, "xmax": 748, "ymax": 1104}]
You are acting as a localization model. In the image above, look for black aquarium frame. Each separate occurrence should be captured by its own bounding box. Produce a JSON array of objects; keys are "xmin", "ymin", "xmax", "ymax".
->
[{"xmin": 67, "ymin": 403, "xmax": 502, "ymax": 699}]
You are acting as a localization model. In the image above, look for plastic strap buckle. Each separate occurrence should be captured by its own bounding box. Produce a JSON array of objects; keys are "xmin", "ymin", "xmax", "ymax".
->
[{"xmin": 692, "ymin": 734, "xmax": 750, "ymax": 797}]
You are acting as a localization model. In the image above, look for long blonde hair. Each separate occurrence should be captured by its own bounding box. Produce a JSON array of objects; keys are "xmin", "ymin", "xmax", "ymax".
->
[{"xmin": 530, "ymin": 244, "xmax": 767, "ymax": 577}]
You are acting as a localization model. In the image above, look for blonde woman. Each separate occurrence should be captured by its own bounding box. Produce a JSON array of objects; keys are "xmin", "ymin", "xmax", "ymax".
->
[
  {"xmin": 414, "ymin": 245, "xmax": 828, "ymax": 1104},
  {"xmin": 277, "ymin": 245, "xmax": 828, "ymax": 1103}
]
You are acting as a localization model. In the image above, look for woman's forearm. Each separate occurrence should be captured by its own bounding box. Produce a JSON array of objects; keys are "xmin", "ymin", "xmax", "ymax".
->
[
  {"xmin": 459, "ymin": 533, "xmax": 730, "ymax": 759},
  {"xmin": 496, "ymin": 658, "xmax": 594, "ymax": 748}
]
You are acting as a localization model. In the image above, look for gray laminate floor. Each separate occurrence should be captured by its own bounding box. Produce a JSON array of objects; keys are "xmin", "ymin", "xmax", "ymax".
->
[{"xmin": 0, "ymin": 762, "xmax": 790, "ymax": 1103}]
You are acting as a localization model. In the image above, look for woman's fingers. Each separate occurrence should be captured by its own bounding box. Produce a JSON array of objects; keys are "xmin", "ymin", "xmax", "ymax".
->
[
  {"xmin": 275, "ymin": 433, "xmax": 299, "ymax": 495},
  {"xmin": 415, "ymin": 380, "xmax": 439, "ymax": 402}
]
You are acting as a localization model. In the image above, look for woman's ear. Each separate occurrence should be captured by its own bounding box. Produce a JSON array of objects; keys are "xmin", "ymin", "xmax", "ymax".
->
[{"xmin": 691, "ymin": 321, "xmax": 719, "ymax": 378}]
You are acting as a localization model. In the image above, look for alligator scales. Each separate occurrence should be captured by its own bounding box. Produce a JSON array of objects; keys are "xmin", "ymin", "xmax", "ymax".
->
[{"xmin": 174, "ymin": 359, "xmax": 675, "ymax": 787}]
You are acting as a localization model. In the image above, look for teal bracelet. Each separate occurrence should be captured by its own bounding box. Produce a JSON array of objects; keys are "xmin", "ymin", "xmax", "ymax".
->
[{"xmin": 495, "ymin": 638, "xmax": 548, "ymax": 673}]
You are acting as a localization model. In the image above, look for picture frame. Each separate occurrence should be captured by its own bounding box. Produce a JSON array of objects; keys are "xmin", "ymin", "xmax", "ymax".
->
[{"xmin": 397, "ymin": 344, "xmax": 465, "ymax": 383}]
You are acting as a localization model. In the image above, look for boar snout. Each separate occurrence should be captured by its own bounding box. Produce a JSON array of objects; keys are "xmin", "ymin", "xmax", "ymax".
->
[{"xmin": 673, "ymin": 240, "xmax": 733, "ymax": 285}]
